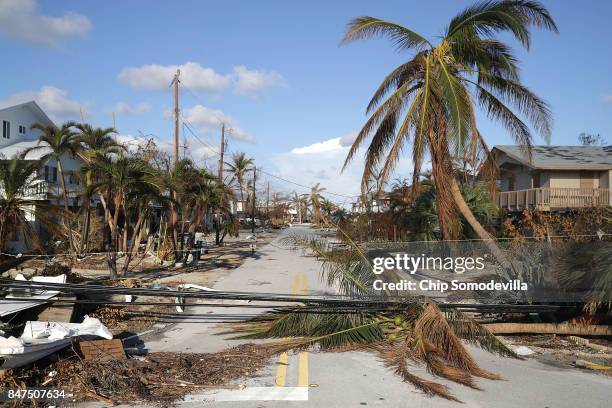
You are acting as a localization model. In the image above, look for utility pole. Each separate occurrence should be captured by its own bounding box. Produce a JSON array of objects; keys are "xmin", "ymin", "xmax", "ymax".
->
[
  {"xmin": 251, "ymin": 166, "xmax": 256, "ymax": 233},
  {"xmin": 170, "ymin": 69, "xmax": 180, "ymax": 258},
  {"xmin": 215, "ymin": 124, "xmax": 225, "ymax": 245},
  {"xmin": 171, "ymin": 70, "xmax": 181, "ymax": 165},
  {"xmin": 266, "ymin": 181, "xmax": 270, "ymax": 223}
]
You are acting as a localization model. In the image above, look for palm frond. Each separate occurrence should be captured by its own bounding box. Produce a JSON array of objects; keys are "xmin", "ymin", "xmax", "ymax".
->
[{"xmin": 341, "ymin": 17, "xmax": 431, "ymax": 51}]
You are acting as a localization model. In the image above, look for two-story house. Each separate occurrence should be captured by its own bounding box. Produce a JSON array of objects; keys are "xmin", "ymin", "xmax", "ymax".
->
[
  {"xmin": 491, "ymin": 145, "xmax": 612, "ymax": 211},
  {"xmin": 0, "ymin": 101, "xmax": 84, "ymax": 252}
]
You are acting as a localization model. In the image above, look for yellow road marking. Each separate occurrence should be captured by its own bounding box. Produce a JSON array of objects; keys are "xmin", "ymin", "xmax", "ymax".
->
[
  {"xmin": 297, "ymin": 351, "xmax": 309, "ymax": 387},
  {"xmin": 275, "ymin": 272, "xmax": 310, "ymax": 387},
  {"xmin": 275, "ymin": 352, "xmax": 289, "ymax": 386}
]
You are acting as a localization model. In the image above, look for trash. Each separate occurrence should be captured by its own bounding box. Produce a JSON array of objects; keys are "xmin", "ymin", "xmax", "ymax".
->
[
  {"xmin": 0, "ymin": 274, "xmax": 66, "ymax": 317},
  {"xmin": 0, "ymin": 315, "xmax": 112, "ymax": 369},
  {"xmin": 175, "ymin": 283, "xmax": 218, "ymax": 313},
  {"xmin": 79, "ymin": 339, "xmax": 126, "ymax": 361},
  {"xmin": 511, "ymin": 345, "xmax": 536, "ymax": 356},
  {"xmin": 574, "ymin": 359, "xmax": 612, "ymax": 370}
]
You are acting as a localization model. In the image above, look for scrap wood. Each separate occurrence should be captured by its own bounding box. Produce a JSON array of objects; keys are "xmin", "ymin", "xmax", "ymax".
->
[
  {"xmin": 574, "ymin": 359, "xmax": 612, "ymax": 370},
  {"xmin": 484, "ymin": 323, "xmax": 611, "ymax": 336}
]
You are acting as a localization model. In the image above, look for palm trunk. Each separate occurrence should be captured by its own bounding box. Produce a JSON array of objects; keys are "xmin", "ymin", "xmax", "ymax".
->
[
  {"xmin": 448, "ymin": 177, "xmax": 511, "ymax": 270},
  {"xmin": 56, "ymin": 160, "xmax": 74, "ymax": 253},
  {"xmin": 78, "ymin": 171, "xmax": 92, "ymax": 255}
]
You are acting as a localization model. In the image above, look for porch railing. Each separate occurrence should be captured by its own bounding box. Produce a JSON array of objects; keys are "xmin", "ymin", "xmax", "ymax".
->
[{"xmin": 498, "ymin": 188, "xmax": 611, "ymax": 211}]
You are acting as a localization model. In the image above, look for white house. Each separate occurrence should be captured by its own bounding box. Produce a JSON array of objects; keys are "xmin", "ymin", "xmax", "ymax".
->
[{"xmin": 0, "ymin": 101, "xmax": 85, "ymax": 252}]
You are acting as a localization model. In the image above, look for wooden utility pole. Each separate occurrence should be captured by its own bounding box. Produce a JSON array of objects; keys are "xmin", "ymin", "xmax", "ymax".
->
[
  {"xmin": 170, "ymin": 69, "xmax": 180, "ymax": 258},
  {"xmin": 266, "ymin": 181, "xmax": 270, "ymax": 222},
  {"xmin": 172, "ymin": 70, "xmax": 181, "ymax": 164},
  {"xmin": 251, "ymin": 166, "xmax": 256, "ymax": 233},
  {"xmin": 215, "ymin": 124, "xmax": 225, "ymax": 245}
]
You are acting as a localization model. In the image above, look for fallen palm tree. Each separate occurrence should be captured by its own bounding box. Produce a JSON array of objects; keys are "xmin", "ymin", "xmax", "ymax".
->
[{"xmin": 230, "ymin": 234, "xmax": 518, "ymax": 401}]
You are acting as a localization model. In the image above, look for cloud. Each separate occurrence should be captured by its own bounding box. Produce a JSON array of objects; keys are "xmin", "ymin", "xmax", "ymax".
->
[
  {"xmin": 291, "ymin": 131, "xmax": 357, "ymax": 155},
  {"xmin": 271, "ymin": 131, "xmax": 411, "ymax": 200},
  {"xmin": 602, "ymin": 95, "xmax": 612, "ymax": 105},
  {"xmin": 110, "ymin": 101, "xmax": 151, "ymax": 115},
  {"xmin": 0, "ymin": 0, "xmax": 91, "ymax": 45},
  {"xmin": 181, "ymin": 104, "xmax": 253, "ymax": 142},
  {"xmin": 118, "ymin": 62, "xmax": 286, "ymax": 97},
  {"xmin": 0, "ymin": 86, "xmax": 89, "ymax": 122},
  {"xmin": 233, "ymin": 66, "xmax": 286, "ymax": 96},
  {"xmin": 118, "ymin": 61, "xmax": 232, "ymax": 92}
]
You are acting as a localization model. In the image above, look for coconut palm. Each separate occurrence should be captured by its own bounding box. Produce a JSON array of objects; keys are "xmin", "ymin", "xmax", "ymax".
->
[
  {"xmin": 226, "ymin": 152, "xmax": 254, "ymax": 214},
  {"xmin": 0, "ymin": 157, "xmax": 58, "ymax": 252},
  {"xmin": 290, "ymin": 192, "xmax": 309, "ymax": 224},
  {"xmin": 85, "ymin": 154, "xmax": 159, "ymax": 278},
  {"xmin": 320, "ymin": 198, "xmax": 336, "ymax": 224},
  {"xmin": 310, "ymin": 183, "xmax": 326, "ymax": 225},
  {"xmin": 74, "ymin": 123, "xmax": 124, "ymax": 254},
  {"xmin": 341, "ymin": 0, "xmax": 556, "ymax": 252},
  {"xmin": 234, "ymin": 233, "xmax": 516, "ymax": 401},
  {"xmin": 27, "ymin": 121, "xmax": 80, "ymax": 252}
]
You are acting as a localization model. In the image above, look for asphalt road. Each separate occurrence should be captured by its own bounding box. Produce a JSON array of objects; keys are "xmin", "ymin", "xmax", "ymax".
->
[{"xmin": 84, "ymin": 226, "xmax": 612, "ymax": 408}]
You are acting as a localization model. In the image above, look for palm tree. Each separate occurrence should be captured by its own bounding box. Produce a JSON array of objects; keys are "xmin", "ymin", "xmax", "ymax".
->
[
  {"xmin": 74, "ymin": 123, "xmax": 123, "ymax": 254},
  {"xmin": 290, "ymin": 192, "xmax": 309, "ymax": 224},
  {"xmin": 320, "ymin": 198, "xmax": 336, "ymax": 224},
  {"xmin": 0, "ymin": 157, "xmax": 56, "ymax": 252},
  {"xmin": 341, "ymin": 1, "xmax": 556, "ymax": 259},
  {"xmin": 226, "ymin": 152, "xmax": 254, "ymax": 215},
  {"xmin": 27, "ymin": 121, "xmax": 80, "ymax": 252},
  {"xmin": 310, "ymin": 183, "xmax": 326, "ymax": 225},
  {"xmin": 85, "ymin": 154, "xmax": 158, "ymax": 278}
]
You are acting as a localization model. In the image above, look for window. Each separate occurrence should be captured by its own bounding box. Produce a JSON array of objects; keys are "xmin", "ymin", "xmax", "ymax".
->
[
  {"xmin": 52, "ymin": 167, "xmax": 58, "ymax": 182},
  {"xmin": 18, "ymin": 125, "xmax": 26, "ymax": 134},
  {"xmin": 2, "ymin": 120, "xmax": 9, "ymax": 139},
  {"xmin": 44, "ymin": 165, "xmax": 49, "ymax": 181}
]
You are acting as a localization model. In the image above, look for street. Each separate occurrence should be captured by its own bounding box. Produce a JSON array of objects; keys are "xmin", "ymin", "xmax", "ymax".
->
[{"xmin": 84, "ymin": 226, "xmax": 611, "ymax": 408}]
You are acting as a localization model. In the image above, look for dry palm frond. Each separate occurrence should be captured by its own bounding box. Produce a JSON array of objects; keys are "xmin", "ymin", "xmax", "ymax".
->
[
  {"xmin": 415, "ymin": 302, "xmax": 499, "ymax": 380},
  {"xmin": 375, "ymin": 342, "xmax": 460, "ymax": 401}
]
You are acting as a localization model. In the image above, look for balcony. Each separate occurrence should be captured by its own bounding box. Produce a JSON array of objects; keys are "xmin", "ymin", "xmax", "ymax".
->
[
  {"xmin": 22, "ymin": 180, "xmax": 51, "ymax": 200},
  {"xmin": 498, "ymin": 188, "xmax": 611, "ymax": 211}
]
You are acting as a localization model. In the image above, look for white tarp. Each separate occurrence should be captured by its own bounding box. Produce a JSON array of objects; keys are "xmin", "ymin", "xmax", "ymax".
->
[
  {"xmin": 0, "ymin": 315, "xmax": 112, "ymax": 368},
  {"xmin": 0, "ymin": 274, "xmax": 66, "ymax": 317}
]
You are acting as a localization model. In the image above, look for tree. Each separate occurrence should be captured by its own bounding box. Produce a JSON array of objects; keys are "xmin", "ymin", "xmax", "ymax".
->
[
  {"xmin": 341, "ymin": 0, "xmax": 556, "ymax": 264},
  {"xmin": 0, "ymin": 157, "xmax": 59, "ymax": 252},
  {"xmin": 290, "ymin": 192, "xmax": 309, "ymax": 224},
  {"xmin": 27, "ymin": 121, "xmax": 80, "ymax": 253},
  {"xmin": 310, "ymin": 183, "xmax": 326, "ymax": 225},
  {"xmin": 320, "ymin": 198, "xmax": 336, "ymax": 224},
  {"xmin": 74, "ymin": 123, "xmax": 123, "ymax": 254},
  {"xmin": 578, "ymin": 132, "xmax": 607, "ymax": 146},
  {"xmin": 85, "ymin": 154, "xmax": 159, "ymax": 279},
  {"xmin": 226, "ymin": 152, "xmax": 254, "ymax": 215}
]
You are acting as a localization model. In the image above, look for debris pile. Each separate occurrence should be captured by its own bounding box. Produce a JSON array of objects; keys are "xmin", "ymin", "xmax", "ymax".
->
[{"xmin": 3, "ymin": 342, "xmax": 283, "ymax": 405}]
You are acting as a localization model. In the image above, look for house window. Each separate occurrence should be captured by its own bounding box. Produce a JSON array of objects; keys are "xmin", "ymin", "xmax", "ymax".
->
[
  {"xmin": 2, "ymin": 120, "xmax": 9, "ymax": 139},
  {"xmin": 52, "ymin": 167, "xmax": 58, "ymax": 182},
  {"xmin": 44, "ymin": 165, "xmax": 49, "ymax": 181},
  {"xmin": 18, "ymin": 125, "xmax": 26, "ymax": 134}
]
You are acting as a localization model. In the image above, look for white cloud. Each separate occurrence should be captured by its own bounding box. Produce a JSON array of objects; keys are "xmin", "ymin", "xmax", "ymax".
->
[
  {"xmin": 0, "ymin": 0, "xmax": 91, "ymax": 46},
  {"xmin": 0, "ymin": 86, "xmax": 89, "ymax": 122},
  {"xmin": 181, "ymin": 104, "xmax": 253, "ymax": 142},
  {"xmin": 291, "ymin": 132, "xmax": 357, "ymax": 155},
  {"xmin": 118, "ymin": 61, "xmax": 231, "ymax": 92},
  {"xmin": 272, "ymin": 131, "xmax": 411, "ymax": 200},
  {"xmin": 602, "ymin": 95, "xmax": 612, "ymax": 105},
  {"xmin": 233, "ymin": 65, "xmax": 286, "ymax": 96},
  {"xmin": 110, "ymin": 101, "xmax": 151, "ymax": 114},
  {"xmin": 118, "ymin": 62, "xmax": 286, "ymax": 97}
]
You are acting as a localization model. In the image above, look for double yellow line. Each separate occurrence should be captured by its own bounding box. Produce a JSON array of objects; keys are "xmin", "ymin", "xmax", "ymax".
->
[{"xmin": 275, "ymin": 272, "xmax": 309, "ymax": 387}]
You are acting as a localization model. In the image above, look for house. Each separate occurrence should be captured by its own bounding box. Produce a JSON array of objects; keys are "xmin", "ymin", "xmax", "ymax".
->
[
  {"xmin": 0, "ymin": 101, "xmax": 85, "ymax": 252},
  {"xmin": 491, "ymin": 145, "xmax": 612, "ymax": 211},
  {"xmin": 351, "ymin": 192, "xmax": 391, "ymax": 214}
]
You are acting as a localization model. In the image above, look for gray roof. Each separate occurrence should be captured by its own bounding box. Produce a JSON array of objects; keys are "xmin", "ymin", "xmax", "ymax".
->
[{"xmin": 493, "ymin": 145, "xmax": 612, "ymax": 170}]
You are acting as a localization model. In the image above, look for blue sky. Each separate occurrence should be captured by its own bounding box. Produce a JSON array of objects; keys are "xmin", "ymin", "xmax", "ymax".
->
[{"xmin": 1, "ymin": 0, "xmax": 611, "ymax": 201}]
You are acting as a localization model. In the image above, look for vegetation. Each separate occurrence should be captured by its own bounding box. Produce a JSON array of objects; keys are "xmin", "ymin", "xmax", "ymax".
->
[
  {"xmin": 233, "ymin": 234, "xmax": 517, "ymax": 401},
  {"xmin": 340, "ymin": 0, "xmax": 557, "ymax": 265}
]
